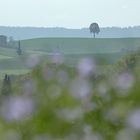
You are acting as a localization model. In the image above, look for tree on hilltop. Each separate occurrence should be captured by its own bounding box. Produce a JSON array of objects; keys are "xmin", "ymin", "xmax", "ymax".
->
[{"xmin": 89, "ymin": 23, "xmax": 100, "ymax": 38}]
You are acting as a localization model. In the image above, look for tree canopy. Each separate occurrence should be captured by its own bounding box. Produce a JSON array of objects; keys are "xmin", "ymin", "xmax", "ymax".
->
[{"xmin": 89, "ymin": 23, "xmax": 100, "ymax": 38}]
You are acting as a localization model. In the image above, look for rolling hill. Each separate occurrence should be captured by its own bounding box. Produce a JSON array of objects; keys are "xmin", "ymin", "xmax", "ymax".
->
[{"xmin": 0, "ymin": 37, "xmax": 140, "ymax": 78}]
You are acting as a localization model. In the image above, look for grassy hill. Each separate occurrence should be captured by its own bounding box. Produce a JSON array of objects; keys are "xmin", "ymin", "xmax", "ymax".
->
[
  {"xmin": 21, "ymin": 38, "xmax": 140, "ymax": 53},
  {"xmin": 0, "ymin": 37, "xmax": 140, "ymax": 78},
  {"xmin": 1, "ymin": 38, "xmax": 140, "ymax": 139},
  {"xmin": 20, "ymin": 37, "xmax": 140, "ymax": 65}
]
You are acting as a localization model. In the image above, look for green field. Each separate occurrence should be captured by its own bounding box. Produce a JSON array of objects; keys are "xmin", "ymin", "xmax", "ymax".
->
[
  {"xmin": 20, "ymin": 38, "xmax": 140, "ymax": 52},
  {"xmin": 1, "ymin": 38, "xmax": 140, "ymax": 140},
  {"xmin": 20, "ymin": 38, "xmax": 140, "ymax": 64},
  {"xmin": 0, "ymin": 37, "xmax": 140, "ymax": 78}
]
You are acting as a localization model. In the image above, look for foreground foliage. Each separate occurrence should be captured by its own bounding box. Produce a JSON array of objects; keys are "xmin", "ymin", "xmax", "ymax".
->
[{"xmin": 0, "ymin": 52, "xmax": 140, "ymax": 140}]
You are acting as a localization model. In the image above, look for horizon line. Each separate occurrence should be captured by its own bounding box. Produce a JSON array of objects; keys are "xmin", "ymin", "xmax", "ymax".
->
[{"xmin": 0, "ymin": 25, "xmax": 140, "ymax": 29}]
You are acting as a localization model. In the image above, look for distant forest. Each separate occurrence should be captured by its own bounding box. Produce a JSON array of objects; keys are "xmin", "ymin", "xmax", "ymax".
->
[{"xmin": 0, "ymin": 26, "xmax": 140, "ymax": 40}]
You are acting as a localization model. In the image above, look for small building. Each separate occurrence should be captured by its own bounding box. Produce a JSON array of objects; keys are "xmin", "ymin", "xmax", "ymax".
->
[{"xmin": 0, "ymin": 35, "xmax": 7, "ymax": 47}]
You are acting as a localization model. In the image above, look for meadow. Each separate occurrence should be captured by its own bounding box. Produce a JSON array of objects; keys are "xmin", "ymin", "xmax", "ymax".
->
[{"xmin": 0, "ymin": 37, "xmax": 140, "ymax": 79}]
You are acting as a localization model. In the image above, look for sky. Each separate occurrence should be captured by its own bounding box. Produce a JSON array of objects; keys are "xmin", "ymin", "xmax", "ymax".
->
[{"xmin": 0, "ymin": 0, "xmax": 139, "ymax": 28}]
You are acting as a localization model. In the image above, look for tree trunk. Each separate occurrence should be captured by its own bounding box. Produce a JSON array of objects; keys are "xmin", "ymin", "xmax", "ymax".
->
[{"xmin": 93, "ymin": 33, "xmax": 95, "ymax": 38}]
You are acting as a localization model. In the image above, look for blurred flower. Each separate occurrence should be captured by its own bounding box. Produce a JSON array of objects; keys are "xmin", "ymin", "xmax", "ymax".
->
[
  {"xmin": 51, "ymin": 52, "xmax": 64, "ymax": 64},
  {"xmin": 26, "ymin": 54, "xmax": 40, "ymax": 68},
  {"xmin": 116, "ymin": 128, "xmax": 136, "ymax": 140},
  {"xmin": 114, "ymin": 72, "xmax": 134, "ymax": 92},
  {"xmin": 81, "ymin": 98, "xmax": 96, "ymax": 112},
  {"xmin": 64, "ymin": 134, "xmax": 80, "ymax": 140},
  {"xmin": 56, "ymin": 70, "xmax": 69, "ymax": 86},
  {"xmin": 127, "ymin": 109, "xmax": 140, "ymax": 130},
  {"xmin": 33, "ymin": 134, "xmax": 53, "ymax": 140},
  {"xmin": 83, "ymin": 125, "xmax": 102, "ymax": 140},
  {"xmin": 3, "ymin": 130, "xmax": 21, "ymax": 140},
  {"xmin": 70, "ymin": 78, "xmax": 91, "ymax": 100},
  {"xmin": 83, "ymin": 134, "xmax": 101, "ymax": 140},
  {"xmin": 47, "ymin": 85, "xmax": 62, "ymax": 99},
  {"xmin": 55, "ymin": 107, "xmax": 83, "ymax": 121},
  {"xmin": 22, "ymin": 80, "xmax": 36, "ymax": 95},
  {"xmin": 43, "ymin": 67, "xmax": 56, "ymax": 81},
  {"xmin": 1, "ymin": 96, "xmax": 35, "ymax": 121},
  {"xmin": 83, "ymin": 125, "xmax": 92, "ymax": 134},
  {"xmin": 78, "ymin": 58, "xmax": 96, "ymax": 77},
  {"xmin": 97, "ymin": 83, "xmax": 108, "ymax": 96}
]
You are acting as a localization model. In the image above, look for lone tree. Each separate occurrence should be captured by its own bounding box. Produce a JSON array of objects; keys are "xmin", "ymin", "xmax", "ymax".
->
[{"xmin": 89, "ymin": 23, "xmax": 100, "ymax": 38}]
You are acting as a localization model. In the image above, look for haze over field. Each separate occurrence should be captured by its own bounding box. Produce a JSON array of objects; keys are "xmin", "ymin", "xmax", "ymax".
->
[
  {"xmin": 1, "ymin": 26, "xmax": 140, "ymax": 40},
  {"xmin": 1, "ymin": 0, "xmax": 140, "ymax": 139},
  {"xmin": 0, "ymin": 0, "xmax": 139, "ymax": 28}
]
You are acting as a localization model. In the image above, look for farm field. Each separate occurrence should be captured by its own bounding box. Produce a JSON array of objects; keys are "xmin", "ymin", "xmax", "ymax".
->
[{"xmin": 0, "ymin": 37, "xmax": 140, "ymax": 78}]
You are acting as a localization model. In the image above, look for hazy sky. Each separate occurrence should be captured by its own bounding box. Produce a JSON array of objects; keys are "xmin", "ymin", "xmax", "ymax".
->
[{"xmin": 0, "ymin": 0, "xmax": 139, "ymax": 28}]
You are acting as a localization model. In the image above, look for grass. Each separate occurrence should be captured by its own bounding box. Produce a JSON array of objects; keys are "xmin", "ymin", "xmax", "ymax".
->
[
  {"xmin": 20, "ymin": 38, "xmax": 140, "ymax": 53},
  {"xmin": 0, "ymin": 54, "xmax": 13, "ymax": 60},
  {"xmin": 0, "ymin": 37, "xmax": 139, "ymax": 78},
  {"xmin": 0, "ymin": 69, "xmax": 30, "ymax": 79},
  {"xmin": 1, "ymin": 38, "xmax": 140, "ymax": 139},
  {"xmin": 20, "ymin": 37, "xmax": 140, "ymax": 65}
]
